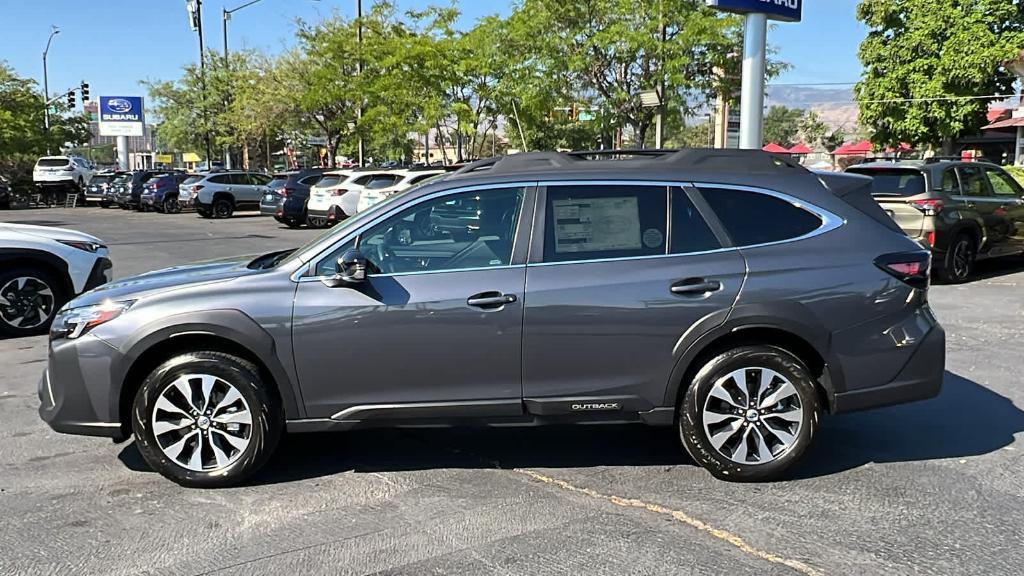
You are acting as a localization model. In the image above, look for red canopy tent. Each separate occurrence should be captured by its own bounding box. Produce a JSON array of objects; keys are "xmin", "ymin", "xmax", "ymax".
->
[
  {"xmin": 762, "ymin": 142, "xmax": 790, "ymax": 153},
  {"xmin": 788, "ymin": 143, "xmax": 812, "ymax": 154},
  {"xmin": 831, "ymin": 140, "xmax": 873, "ymax": 156}
]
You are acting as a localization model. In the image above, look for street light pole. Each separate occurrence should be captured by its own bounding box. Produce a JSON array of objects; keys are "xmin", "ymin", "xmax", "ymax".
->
[
  {"xmin": 42, "ymin": 26, "xmax": 60, "ymax": 155},
  {"xmin": 738, "ymin": 13, "xmax": 767, "ymax": 149},
  {"xmin": 357, "ymin": 0, "xmax": 365, "ymax": 167}
]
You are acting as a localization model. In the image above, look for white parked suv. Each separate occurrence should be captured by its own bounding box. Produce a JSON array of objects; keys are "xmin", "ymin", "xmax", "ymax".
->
[
  {"xmin": 355, "ymin": 169, "xmax": 446, "ymax": 213},
  {"xmin": 0, "ymin": 223, "xmax": 111, "ymax": 337},
  {"xmin": 33, "ymin": 156, "xmax": 95, "ymax": 196},
  {"xmin": 306, "ymin": 170, "xmax": 398, "ymax": 227}
]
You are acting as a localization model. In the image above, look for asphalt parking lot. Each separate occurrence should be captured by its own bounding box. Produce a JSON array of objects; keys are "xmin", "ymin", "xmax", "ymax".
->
[{"xmin": 1, "ymin": 205, "xmax": 1022, "ymax": 575}]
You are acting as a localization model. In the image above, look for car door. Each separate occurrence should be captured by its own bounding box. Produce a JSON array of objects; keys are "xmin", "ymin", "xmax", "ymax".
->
[
  {"xmin": 983, "ymin": 167, "xmax": 1024, "ymax": 254},
  {"xmin": 291, "ymin": 184, "xmax": 535, "ymax": 420},
  {"xmin": 521, "ymin": 183, "xmax": 745, "ymax": 415},
  {"xmin": 955, "ymin": 165, "xmax": 1003, "ymax": 255}
]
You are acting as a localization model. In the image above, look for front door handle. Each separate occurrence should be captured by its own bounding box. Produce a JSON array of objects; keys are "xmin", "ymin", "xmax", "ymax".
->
[
  {"xmin": 671, "ymin": 279, "xmax": 722, "ymax": 295},
  {"xmin": 467, "ymin": 292, "xmax": 517, "ymax": 309}
]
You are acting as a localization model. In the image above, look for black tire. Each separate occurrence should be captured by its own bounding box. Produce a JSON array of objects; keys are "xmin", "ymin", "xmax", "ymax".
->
[
  {"xmin": 212, "ymin": 198, "xmax": 234, "ymax": 219},
  {"xmin": 163, "ymin": 196, "xmax": 181, "ymax": 214},
  {"xmin": 197, "ymin": 208, "xmax": 213, "ymax": 219},
  {"xmin": 131, "ymin": 351, "xmax": 283, "ymax": 488},
  {"xmin": 935, "ymin": 233, "xmax": 975, "ymax": 284},
  {"xmin": 0, "ymin": 266, "xmax": 68, "ymax": 338},
  {"xmin": 679, "ymin": 345, "xmax": 821, "ymax": 482},
  {"xmin": 284, "ymin": 218, "xmax": 304, "ymax": 229},
  {"xmin": 99, "ymin": 201, "xmax": 111, "ymax": 209}
]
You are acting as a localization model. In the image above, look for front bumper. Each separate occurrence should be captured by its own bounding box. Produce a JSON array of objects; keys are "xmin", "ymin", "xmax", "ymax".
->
[
  {"xmin": 38, "ymin": 334, "xmax": 128, "ymax": 441},
  {"xmin": 832, "ymin": 322, "xmax": 945, "ymax": 413},
  {"xmin": 84, "ymin": 257, "xmax": 114, "ymax": 291}
]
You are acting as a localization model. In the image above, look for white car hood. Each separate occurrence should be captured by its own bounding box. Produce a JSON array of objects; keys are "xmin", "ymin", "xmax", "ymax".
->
[{"xmin": 0, "ymin": 223, "xmax": 104, "ymax": 245}]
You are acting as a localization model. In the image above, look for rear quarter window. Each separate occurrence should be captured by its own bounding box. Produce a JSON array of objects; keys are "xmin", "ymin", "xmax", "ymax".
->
[{"xmin": 699, "ymin": 187, "xmax": 823, "ymax": 247}]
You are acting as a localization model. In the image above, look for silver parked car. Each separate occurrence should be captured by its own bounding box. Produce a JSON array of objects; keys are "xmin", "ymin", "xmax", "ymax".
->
[
  {"xmin": 40, "ymin": 150, "xmax": 945, "ymax": 487},
  {"xmin": 179, "ymin": 171, "xmax": 273, "ymax": 218}
]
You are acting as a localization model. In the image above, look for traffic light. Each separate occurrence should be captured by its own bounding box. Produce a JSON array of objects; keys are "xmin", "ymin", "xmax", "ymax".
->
[
  {"xmin": 80, "ymin": 81, "xmax": 90, "ymax": 102},
  {"xmin": 66, "ymin": 90, "xmax": 76, "ymax": 108}
]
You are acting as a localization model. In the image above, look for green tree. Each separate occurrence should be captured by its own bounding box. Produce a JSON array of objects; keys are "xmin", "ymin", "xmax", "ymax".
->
[
  {"xmin": 798, "ymin": 110, "xmax": 828, "ymax": 148},
  {"xmin": 856, "ymin": 0, "xmax": 1024, "ymax": 151},
  {"xmin": 763, "ymin": 105, "xmax": 804, "ymax": 147},
  {"xmin": 0, "ymin": 61, "xmax": 89, "ymax": 158}
]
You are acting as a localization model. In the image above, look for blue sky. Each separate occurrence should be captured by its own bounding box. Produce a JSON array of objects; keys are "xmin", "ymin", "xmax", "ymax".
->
[{"xmin": 0, "ymin": 0, "xmax": 866, "ymax": 100}]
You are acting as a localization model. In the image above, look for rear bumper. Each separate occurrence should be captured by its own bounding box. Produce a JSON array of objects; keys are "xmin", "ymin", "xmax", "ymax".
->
[{"xmin": 832, "ymin": 322, "xmax": 945, "ymax": 413}]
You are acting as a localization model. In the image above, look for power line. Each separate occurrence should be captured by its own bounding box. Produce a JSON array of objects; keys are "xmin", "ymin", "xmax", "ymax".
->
[
  {"xmin": 764, "ymin": 93, "xmax": 1017, "ymax": 106},
  {"xmin": 767, "ymin": 81, "xmax": 858, "ymax": 87}
]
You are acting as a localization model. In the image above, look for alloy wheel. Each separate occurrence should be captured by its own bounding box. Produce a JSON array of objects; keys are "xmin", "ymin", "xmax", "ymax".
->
[
  {"xmin": 701, "ymin": 367, "xmax": 804, "ymax": 465},
  {"xmin": 0, "ymin": 276, "xmax": 55, "ymax": 330},
  {"xmin": 951, "ymin": 239, "xmax": 973, "ymax": 280},
  {"xmin": 152, "ymin": 374, "xmax": 253, "ymax": 472}
]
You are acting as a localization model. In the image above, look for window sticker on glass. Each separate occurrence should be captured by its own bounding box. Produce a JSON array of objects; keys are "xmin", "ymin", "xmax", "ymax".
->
[{"xmin": 553, "ymin": 197, "xmax": 641, "ymax": 253}]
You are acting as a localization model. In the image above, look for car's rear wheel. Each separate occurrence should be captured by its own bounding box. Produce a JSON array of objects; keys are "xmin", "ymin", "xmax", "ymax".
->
[
  {"xmin": 132, "ymin": 351, "xmax": 282, "ymax": 488},
  {"xmin": 936, "ymin": 233, "xmax": 975, "ymax": 284},
  {"xmin": 679, "ymin": 345, "xmax": 820, "ymax": 482},
  {"xmin": 197, "ymin": 208, "xmax": 213, "ymax": 219},
  {"xmin": 284, "ymin": 218, "xmax": 303, "ymax": 229},
  {"xmin": 0, "ymin": 267, "xmax": 67, "ymax": 338},
  {"xmin": 212, "ymin": 198, "xmax": 234, "ymax": 219}
]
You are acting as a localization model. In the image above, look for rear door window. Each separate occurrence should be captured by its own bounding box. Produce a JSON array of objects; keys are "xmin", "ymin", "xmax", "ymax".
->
[
  {"xmin": 940, "ymin": 169, "xmax": 960, "ymax": 195},
  {"xmin": 248, "ymin": 173, "xmax": 272, "ymax": 185},
  {"xmin": 543, "ymin": 185, "xmax": 668, "ymax": 263},
  {"xmin": 207, "ymin": 174, "xmax": 232, "ymax": 185},
  {"xmin": 698, "ymin": 187, "xmax": 823, "ymax": 247},
  {"xmin": 228, "ymin": 173, "xmax": 251, "ymax": 185},
  {"xmin": 670, "ymin": 188, "xmax": 721, "ymax": 254},
  {"xmin": 846, "ymin": 168, "xmax": 926, "ymax": 197},
  {"xmin": 985, "ymin": 168, "xmax": 1024, "ymax": 197},
  {"xmin": 958, "ymin": 166, "xmax": 991, "ymax": 197}
]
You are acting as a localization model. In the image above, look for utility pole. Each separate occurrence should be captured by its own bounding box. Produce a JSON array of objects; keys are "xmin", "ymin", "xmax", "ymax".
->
[
  {"xmin": 187, "ymin": 0, "xmax": 214, "ymax": 166},
  {"xmin": 42, "ymin": 26, "xmax": 60, "ymax": 155},
  {"xmin": 356, "ymin": 0, "xmax": 365, "ymax": 167}
]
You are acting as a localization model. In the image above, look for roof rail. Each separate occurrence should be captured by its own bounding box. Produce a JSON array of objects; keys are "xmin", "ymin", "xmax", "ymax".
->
[
  {"xmin": 450, "ymin": 148, "xmax": 806, "ymax": 178},
  {"xmin": 923, "ymin": 156, "xmax": 993, "ymax": 164}
]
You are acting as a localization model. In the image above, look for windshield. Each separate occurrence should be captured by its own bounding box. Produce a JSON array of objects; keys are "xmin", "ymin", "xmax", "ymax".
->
[
  {"xmin": 847, "ymin": 168, "xmax": 926, "ymax": 197},
  {"xmin": 366, "ymin": 176, "xmax": 402, "ymax": 189},
  {"xmin": 181, "ymin": 175, "xmax": 204, "ymax": 186},
  {"xmin": 90, "ymin": 175, "xmax": 113, "ymax": 185},
  {"xmin": 268, "ymin": 176, "xmax": 289, "ymax": 189}
]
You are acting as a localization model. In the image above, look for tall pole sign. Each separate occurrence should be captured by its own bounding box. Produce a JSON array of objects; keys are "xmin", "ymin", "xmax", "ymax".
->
[{"xmin": 706, "ymin": 0, "xmax": 802, "ymax": 149}]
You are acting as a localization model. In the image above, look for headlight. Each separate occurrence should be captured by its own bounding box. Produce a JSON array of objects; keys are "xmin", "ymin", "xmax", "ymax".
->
[
  {"xmin": 51, "ymin": 300, "xmax": 134, "ymax": 340},
  {"xmin": 58, "ymin": 240, "xmax": 105, "ymax": 253}
]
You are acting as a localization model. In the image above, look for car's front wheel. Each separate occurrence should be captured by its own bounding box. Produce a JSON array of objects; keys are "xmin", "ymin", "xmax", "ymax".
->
[
  {"xmin": 0, "ymin": 267, "xmax": 67, "ymax": 338},
  {"xmin": 132, "ymin": 351, "xmax": 282, "ymax": 487},
  {"xmin": 679, "ymin": 345, "xmax": 820, "ymax": 482}
]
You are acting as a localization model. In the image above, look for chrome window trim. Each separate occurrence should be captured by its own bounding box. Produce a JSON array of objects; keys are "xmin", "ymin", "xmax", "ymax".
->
[
  {"xmin": 530, "ymin": 180, "xmax": 845, "ymax": 267},
  {"xmin": 292, "ymin": 181, "xmax": 538, "ymax": 283}
]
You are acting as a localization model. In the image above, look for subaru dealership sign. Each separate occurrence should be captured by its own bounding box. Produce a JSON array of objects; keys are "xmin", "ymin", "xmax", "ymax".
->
[
  {"xmin": 98, "ymin": 96, "xmax": 145, "ymax": 137},
  {"xmin": 706, "ymin": 0, "xmax": 802, "ymax": 22}
]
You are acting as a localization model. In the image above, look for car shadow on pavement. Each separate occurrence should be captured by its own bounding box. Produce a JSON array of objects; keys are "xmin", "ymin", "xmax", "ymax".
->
[
  {"xmin": 968, "ymin": 255, "xmax": 1024, "ymax": 282},
  {"xmin": 117, "ymin": 371, "xmax": 1023, "ymax": 485},
  {"xmin": 795, "ymin": 370, "xmax": 1024, "ymax": 478}
]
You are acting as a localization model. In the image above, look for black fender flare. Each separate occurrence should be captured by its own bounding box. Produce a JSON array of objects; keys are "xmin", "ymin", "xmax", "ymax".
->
[
  {"xmin": 662, "ymin": 302, "xmax": 840, "ymax": 408},
  {"xmin": 110, "ymin": 309, "xmax": 302, "ymax": 422}
]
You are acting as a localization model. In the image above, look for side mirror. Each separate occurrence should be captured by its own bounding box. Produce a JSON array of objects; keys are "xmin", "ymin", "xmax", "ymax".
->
[{"xmin": 323, "ymin": 248, "xmax": 367, "ymax": 287}]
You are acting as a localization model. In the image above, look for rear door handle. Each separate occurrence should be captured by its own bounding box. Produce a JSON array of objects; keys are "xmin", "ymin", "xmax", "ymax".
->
[
  {"xmin": 467, "ymin": 292, "xmax": 517, "ymax": 309},
  {"xmin": 671, "ymin": 279, "xmax": 722, "ymax": 295}
]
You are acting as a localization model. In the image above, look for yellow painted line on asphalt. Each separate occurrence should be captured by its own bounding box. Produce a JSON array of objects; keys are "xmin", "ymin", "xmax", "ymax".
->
[{"xmin": 513, "ymin": 468, "xmax": 823, "ymax": 576}]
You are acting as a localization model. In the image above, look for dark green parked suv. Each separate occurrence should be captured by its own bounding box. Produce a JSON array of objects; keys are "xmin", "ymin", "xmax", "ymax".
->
[{"xmin": 848, "ymin": 160, "xmax": 1024, "ymax": 282}]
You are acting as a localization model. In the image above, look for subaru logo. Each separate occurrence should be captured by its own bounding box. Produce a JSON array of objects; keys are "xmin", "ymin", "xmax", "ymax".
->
[{"xmin": 108, "ymin": 98, "xmax": 133, "ymax": 113}]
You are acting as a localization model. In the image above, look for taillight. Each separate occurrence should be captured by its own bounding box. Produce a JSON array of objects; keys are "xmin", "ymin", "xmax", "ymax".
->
[
  {"xmin": 330, "ymin": 188, "xmax": 348, "ymax": 197},
  {"xmin": 875, "ymin": 252, "xmax": 931, "ymax": 290},
  {"xmin": 64, "ymin": 165, "xmax": 75, "ymax": 171},
  {"xmin": 191, "ymin": 185, "xmax": 204, "ymax": 193},
  {"xmin": 910, "ymin": 199, "xmax": 943, "ymax": 216},
  {"xmin": 280, "ymin": 187, "xmax": 291, "ymax": 197},
  {"xmin": 925, "ymin": 231, "xmax": 936, "ymax": 246}
]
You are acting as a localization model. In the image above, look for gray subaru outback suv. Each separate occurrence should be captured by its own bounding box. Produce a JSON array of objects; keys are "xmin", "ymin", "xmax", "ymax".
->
[{"xmin": 40, "ymin": 150, "xmax": 945, "ymax": 487}]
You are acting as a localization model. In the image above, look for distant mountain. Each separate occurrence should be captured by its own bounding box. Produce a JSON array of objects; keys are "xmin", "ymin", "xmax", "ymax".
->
[{"xmin": 764, "ymin": 85, "xmax": 860, "ymax": 132}]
